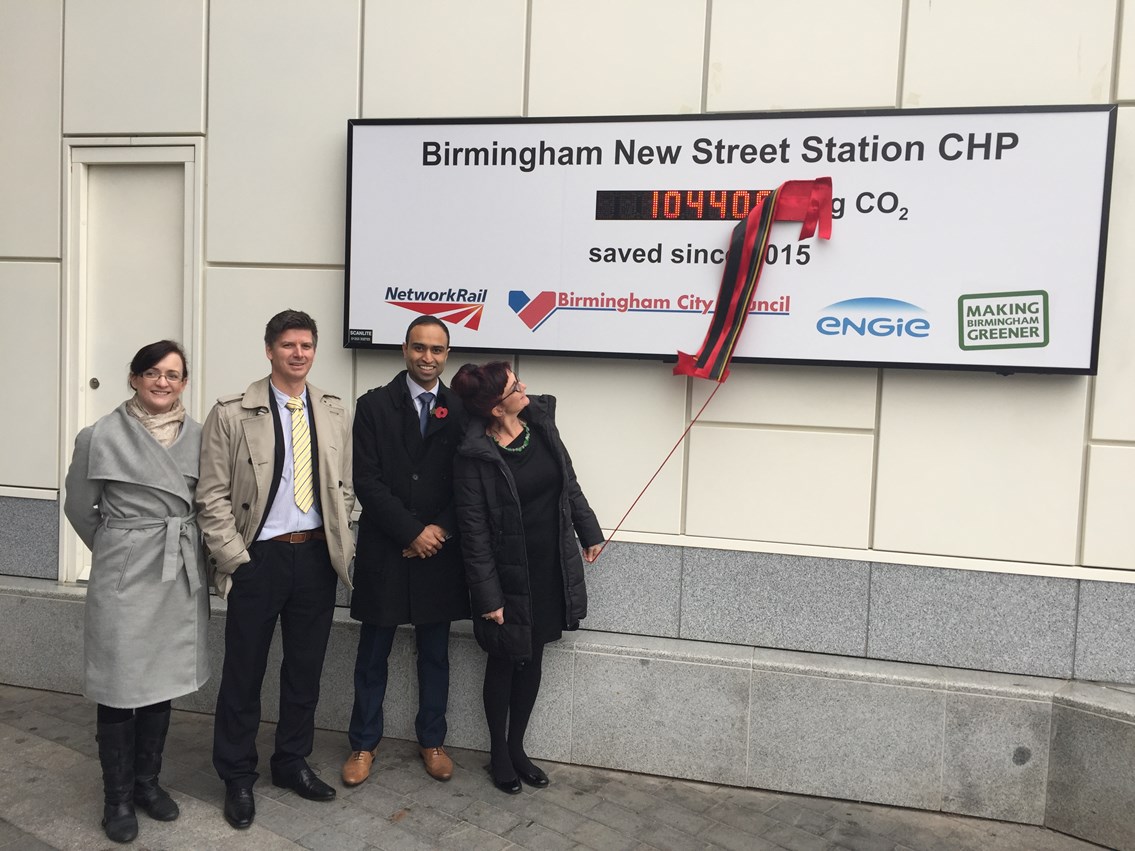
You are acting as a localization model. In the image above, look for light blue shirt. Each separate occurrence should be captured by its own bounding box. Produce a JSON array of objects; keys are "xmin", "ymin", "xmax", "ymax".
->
[
  {"xmin": 406, "ymin": 373, "xmax": 439, "ymax": 418},
  {"xmin": 258, "ymin": 383, "xmax": 323, "ymax": 539}
]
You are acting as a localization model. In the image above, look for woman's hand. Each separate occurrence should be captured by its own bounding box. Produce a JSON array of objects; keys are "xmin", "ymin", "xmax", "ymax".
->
[
  {"xmin": 582, "ymin": 544, "xmax": 603, "ymax": 563},
  {"xmin": 482, "ymin": 607, "xmax": 504, "ymax": 625}
]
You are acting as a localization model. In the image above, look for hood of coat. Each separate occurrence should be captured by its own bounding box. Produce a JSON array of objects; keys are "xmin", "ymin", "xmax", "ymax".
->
[{"xmin": 457, "ymin": 394, "xmax": 556, "ymax": 460}]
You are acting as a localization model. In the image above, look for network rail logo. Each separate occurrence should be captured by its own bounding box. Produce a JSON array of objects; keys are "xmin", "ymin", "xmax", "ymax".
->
[
  {"xmin": 816, "ymin": 297, "xmax": 930, "ymax": 338},
  {"xmin": 385, "ymin": 287, "xmax": 486, "ymax": 330},
  {"xmin": 509, "ymin": 289, "xmax": 791, "ymax": 331}
]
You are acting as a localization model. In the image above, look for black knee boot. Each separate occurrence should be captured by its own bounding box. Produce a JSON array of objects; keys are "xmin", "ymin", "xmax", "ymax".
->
[
  {"xmin": 96, "ymin": 717, "xmax": 139, "ymax": 843},
  {"xmin": 133, "ymin": 708, "xmax": 179, "ymax": 821}
]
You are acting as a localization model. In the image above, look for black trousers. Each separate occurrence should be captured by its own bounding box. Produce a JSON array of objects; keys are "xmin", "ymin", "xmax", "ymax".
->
[{"xmin": 212, "ymin": 539, "xmax": 337, "ymax": 787}]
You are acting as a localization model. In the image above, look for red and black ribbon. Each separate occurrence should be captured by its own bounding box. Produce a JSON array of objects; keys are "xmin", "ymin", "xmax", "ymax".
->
[{"xmin": 674, "ymin": 177, "xmax": 833, "ymax": 382}]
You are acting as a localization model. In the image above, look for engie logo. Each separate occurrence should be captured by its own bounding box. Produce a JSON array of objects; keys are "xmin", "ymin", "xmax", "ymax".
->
[
  {"xmin": 816, "ymin": 297, "xmax": 930, "ymax": 338},
  {"xmin": 385, "ymin": 287, "xmax": 486, "ymax": 330}
]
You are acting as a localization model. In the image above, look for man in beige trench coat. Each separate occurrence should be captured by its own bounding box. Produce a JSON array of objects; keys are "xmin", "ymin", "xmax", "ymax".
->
[{"xmin": 197, "ymin": 309, "xmax": 355, "ymax": 830}]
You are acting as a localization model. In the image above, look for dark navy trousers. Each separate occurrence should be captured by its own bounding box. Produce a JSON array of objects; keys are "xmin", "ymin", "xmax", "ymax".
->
[{"xmin": 348, "ymin": 620, "xmax": 451, "ymax": 751}]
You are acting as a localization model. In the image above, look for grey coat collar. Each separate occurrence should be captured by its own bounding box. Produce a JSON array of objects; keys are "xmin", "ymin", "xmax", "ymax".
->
[{"xmin": 87, "ymin": 403, "xmax": 199, "ymax": 509}]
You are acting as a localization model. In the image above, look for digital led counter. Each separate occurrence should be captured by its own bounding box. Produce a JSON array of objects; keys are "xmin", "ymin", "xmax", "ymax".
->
[{"xmin": 595, "ymin": 189, "xmax": 773, "ymax": 221}]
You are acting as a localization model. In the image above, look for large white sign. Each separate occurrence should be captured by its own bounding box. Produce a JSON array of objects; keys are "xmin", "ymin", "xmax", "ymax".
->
[{"xmin": 345, "ymin": 107, "xmax": 1114, "ymax": 374}]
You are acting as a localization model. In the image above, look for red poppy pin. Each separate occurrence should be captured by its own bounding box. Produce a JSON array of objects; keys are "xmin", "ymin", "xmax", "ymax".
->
[{"xmin": 433, "ymin": 406, "xmax": 448, "ymax": 420}]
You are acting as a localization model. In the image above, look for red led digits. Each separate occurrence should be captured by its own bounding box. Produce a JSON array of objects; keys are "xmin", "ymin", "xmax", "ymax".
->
[{"xmin": 595, "ymin": 190, "xmax": 773, "ymax": 221}]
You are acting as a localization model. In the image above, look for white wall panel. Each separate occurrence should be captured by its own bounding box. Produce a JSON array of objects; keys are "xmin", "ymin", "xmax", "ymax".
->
[
  {"xmin": 207, "ymin": 0, "xmax": 359, "ymax": 264},
  {"xmin": 1120, "ymin": 2, "xmax": 1135, "ymax": 101},
  {"xmin": 0, "ymin": 262, "xmax": 59, "ymax": 488},
  {"xmin": 903, "ymin": 0, "xmax": 1116, "ymax": 107},
  {"xmin": 874, "ymin": 371, "xmax": 1088, "ymax": 564},
  {"xmin": 691, "ymin": 364, "xmax": 877, "ymax": 429},
  {"xmin": 1082, "ymin": 445, "xmax": 1135, "ymax": 569},
  {"xmin": 708, "ymin": 0, "xmax": 902, "ymax": 112},
  {"xmin": 528, "ymin": 0, "xmax": 706, "ymax": 116},
  {"xmin": 0, "ymin": 0, "xmax": 61, "ymax": 258},
  {"xmin": 355, "ymin": 349, "xmax": 412, "ymax": 401},
  {"xmin": 362, "ymin": 0, "xmax": 526, "ymax": 118},
  {"xmin": 1091, "ymin": 107, "xmax": 1135, "ymax": 440},
  {"xmin": 62, "ymin": 0, "xmax": 205, "ymax": 134},
  {"xmin": 518, "ymin": 356, "xmax": 686, "ymax": 535},
  {"xmin": 687, "ymin": 426, "xmax": 873, "ymax": 547},
  {"xmin": 201, "ymin": 268, "xmax": 354, "ymax": 412}
]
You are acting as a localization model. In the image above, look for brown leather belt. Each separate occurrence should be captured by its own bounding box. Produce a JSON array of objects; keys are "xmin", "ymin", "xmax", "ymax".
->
[{"xmin": 265, "ymin": 528, "xmax": 326, "ymax": 544}]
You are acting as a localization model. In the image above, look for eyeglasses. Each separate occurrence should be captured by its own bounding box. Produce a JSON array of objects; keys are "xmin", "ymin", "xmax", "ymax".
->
[
  {"xmin": 495, "ymin": 380, "xmax": 523, "ymax": 406},
  {"xmin": 141, "ymin": 369, "xmax": 185, "ymax": 383}
]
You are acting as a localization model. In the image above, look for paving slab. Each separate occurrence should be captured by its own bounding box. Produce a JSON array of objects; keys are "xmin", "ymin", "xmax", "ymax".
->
[{"xmin": 0, "ymin": 684, "xmax": 1105, "ymax": 851}]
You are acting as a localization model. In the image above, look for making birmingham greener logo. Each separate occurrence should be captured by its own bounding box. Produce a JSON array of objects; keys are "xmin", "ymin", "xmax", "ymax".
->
[{"xmin": 957, "ymin": 290, "xmax": 1049, "ymax": 349}]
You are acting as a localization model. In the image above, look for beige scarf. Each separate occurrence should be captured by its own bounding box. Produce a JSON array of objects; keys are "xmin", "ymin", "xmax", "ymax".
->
[{"xmin": 126, "ymin": 394, "xmax": 186, "ymax": 448}]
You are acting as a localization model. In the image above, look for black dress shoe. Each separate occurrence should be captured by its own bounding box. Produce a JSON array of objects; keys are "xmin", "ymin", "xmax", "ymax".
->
[
  {"xmin": 271, "ymin": 766, "xmax": 336, "ymax": 801},
  {"xmin": 515, "ymin": 764, "xmax": 549, "ymax": 788},
  {"xmin": 223, "ymin": 785, "xmax": 255, "ymax": 830},
  {"xmin": 484, "ymin": 764, "xmax": 522, "ymax": 795}
]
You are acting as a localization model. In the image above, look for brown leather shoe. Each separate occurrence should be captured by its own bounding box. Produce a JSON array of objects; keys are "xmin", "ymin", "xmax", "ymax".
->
[
  {"xmin": 419, "ymin": 746, "xmax": 453, "ymax": 781},
  {"xmin": 341, "ymin": 749, "xmax": 375, "ymax": 787}
]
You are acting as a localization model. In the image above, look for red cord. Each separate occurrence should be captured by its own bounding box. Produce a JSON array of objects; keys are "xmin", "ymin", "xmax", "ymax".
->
[{"xmin": 592, "ymin": 382, "xmax": 723, "ymax": 560}]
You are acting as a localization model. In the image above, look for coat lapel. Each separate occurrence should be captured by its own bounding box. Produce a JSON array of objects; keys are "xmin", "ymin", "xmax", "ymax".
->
[
  {"xmin": 423, "ymin": 383, "xmax": 451, "ymax": 441},
  {"xmin": 86, "ymin": 404, "xmax": 194, "ymax": 508},
  {"xmin": 397, "ymin": 380, "xmax": 425, "ymax": 460},
  {"xmin": 308, "ymin": 381, "xmax": 342, "ymax": 495}
]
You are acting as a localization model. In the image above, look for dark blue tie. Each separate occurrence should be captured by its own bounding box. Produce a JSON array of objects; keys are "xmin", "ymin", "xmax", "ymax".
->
[{"xmin": 419, "ymin": 392, "xmax": 434, "ymax": 437}]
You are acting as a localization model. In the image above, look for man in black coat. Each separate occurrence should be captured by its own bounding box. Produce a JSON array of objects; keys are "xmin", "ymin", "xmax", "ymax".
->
[{"xmin": 342, "ymin": 316, "xmax": 470, "ymax": 786}]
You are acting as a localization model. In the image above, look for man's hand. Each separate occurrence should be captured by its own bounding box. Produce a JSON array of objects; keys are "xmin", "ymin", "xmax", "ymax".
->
[
  {"xmin": 582, "ymin": 543, "xmax": 603, "ymax": 563},
  {"xmin": 402, "ymin": 524, "xmax": 448, "ymax": 559}
]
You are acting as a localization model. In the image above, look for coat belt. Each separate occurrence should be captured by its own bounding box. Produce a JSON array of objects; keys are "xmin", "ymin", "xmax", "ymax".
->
[{"xmin": 104, "ymin": 513, "xmax": 201, "ymax": 593}]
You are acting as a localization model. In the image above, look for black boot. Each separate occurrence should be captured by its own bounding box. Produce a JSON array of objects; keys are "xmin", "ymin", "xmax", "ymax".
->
[
  {"xmin": 133, "ymin": 708, "xmax": 180, "ymax": 821},
  {"xmin": 96, "ymin": 717, "xmax": 139, "ymax": 843}
]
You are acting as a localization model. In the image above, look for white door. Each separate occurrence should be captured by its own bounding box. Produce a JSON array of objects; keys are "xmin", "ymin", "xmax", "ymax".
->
[
  {"xmin": 84, "ymin": 163, "xmax": 186, "ymax": 425},
  {"xmin": 61, "ymin": 144, "xmax": 201, "ymax": 581}
]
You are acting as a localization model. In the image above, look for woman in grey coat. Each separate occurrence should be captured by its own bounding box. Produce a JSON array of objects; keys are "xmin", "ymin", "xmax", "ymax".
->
[{"xmin": 64, "ymin": 340, "xmax": 210, "ymax": 844}]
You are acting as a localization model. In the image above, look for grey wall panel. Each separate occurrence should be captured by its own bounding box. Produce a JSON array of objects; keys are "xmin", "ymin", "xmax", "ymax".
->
[
  {"xmin": 1073, "ymin": 579, "xmax": 1135, "ymax": 684},
  {"xmin": 682, "ymin": 550, "xmax": 870, "ymax": 655},
  {"xmin": 1046, "ymin": 703, "xmax": 1135, "ymax": 851},
  {"xmin": 0, "ymin": 592, "xmax": 82, "ymax": 694},
  {"xmin": 941, "ymin": 693, "xmax": 1050, "ymax": 824},
  {"xmin": 571, "ymin": 649, "xmax": 750, "ymax": 786},
  {"xmin": 0, "ymin": 498, "xmax": 58, "ymax": 580},
  {"xmin": 868, "ymin": 563, "xmax": 1077, "ymax": 677},
  {"xmin": 584, "ymin": 542, "xmax": 681, "ymax": 638},
  {"xmin": 749, "ymin": 671, "xmax": 944, "ymax": 810}
]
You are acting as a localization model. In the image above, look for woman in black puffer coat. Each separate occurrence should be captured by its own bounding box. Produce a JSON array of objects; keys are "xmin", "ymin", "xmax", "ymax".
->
[{"xmin": 451, "ymin": 362, "xmax": 603, "ymax": 795}]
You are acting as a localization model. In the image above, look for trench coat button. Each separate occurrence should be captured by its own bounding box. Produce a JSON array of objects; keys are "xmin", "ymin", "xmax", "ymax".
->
[
  {"xmin": 411, "ymin": 473, "xmax": 419, "ymax": 481},
  {"xmin": 210, "ymin": 557, "xmax": 217, "ymax": 565},
  {"xmin": 241, "ymin": 502, "xmax": 250, "ymax": 510},
  {"xmin": 247, "ymin": 458, "xmax": 253, "ymax": 464}
]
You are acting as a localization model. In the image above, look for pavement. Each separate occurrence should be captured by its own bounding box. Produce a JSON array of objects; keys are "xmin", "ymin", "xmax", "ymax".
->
[{"xmin": 0, "ymin": 683, "xmax": 1104, "ymax": 851}]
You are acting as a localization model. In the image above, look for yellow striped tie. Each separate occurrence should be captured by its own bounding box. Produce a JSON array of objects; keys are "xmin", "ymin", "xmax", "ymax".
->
[{"xmin": 287, "ymin": 397, "xmax": 314, "ymax": 512}]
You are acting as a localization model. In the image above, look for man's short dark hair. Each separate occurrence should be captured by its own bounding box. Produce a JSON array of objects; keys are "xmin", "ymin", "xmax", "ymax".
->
[
  {"xmin": 265, "ymin": 309, "xmax": 318, "ymax": 348},
  {"xmin": 404, "ymin": 315, "xmax": 450, "ymax": 345}
]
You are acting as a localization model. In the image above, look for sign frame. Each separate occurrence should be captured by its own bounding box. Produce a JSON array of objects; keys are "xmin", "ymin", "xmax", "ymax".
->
[{"xmin": 344, "ymin": 105, "xmax": 1115, "ymax": 375}]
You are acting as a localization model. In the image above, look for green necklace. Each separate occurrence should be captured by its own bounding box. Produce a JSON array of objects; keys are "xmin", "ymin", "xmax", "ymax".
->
[{"xmin": 492, "ymin": 423, "xmax": 530, "ymax": 453}]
